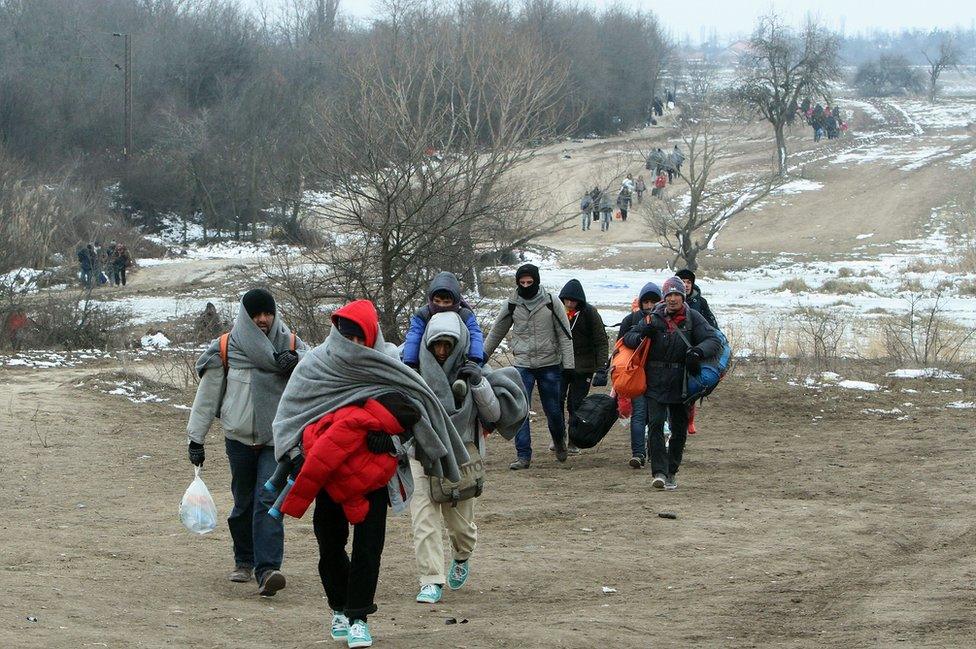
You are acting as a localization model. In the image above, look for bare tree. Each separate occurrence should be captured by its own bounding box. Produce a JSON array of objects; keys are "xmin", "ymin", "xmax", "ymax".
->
[
  {"xmin": 641, "ymin": 92, "xmax": 776, "ymax": 271},
  {"xmin": 279, "ymin": 4, "xmax": 572, "ymax": 342},
  {"xmin": 922, "ymin": 33, "xmax": 960, "ymax": 102},
  {"xmin": 735, "ymin": 15, "xmax": 840, "ymax": 177}
]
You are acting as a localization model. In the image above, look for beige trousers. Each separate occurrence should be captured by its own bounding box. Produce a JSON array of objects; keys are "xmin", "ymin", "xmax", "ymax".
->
[{"xmin": 409, "ymin": 455, "xmax": 478, "ymax": 586}]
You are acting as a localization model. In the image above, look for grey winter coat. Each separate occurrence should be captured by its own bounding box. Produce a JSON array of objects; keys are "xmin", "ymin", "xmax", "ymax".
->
[
  {"xmin": 483, "ymin": 288, "xmax": 576, "ymax": 370},
  {"xmin": 187, "ymin": 301, "xmax": 307, "ymax": 446}
]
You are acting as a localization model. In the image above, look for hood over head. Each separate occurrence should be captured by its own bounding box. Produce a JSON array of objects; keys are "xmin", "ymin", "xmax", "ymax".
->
[
  {"xmin": 427, "ymin": 271, "xmax": 462, "ymax": 310},
  {"xmin": 639, "ymin": 281, "xmax": 663, "ymax": 303},
  {"xmin": 558, "ymin": 279, "xmax": 587, "ymax": 305},
  {"xmin": 331, "ymin": 300, "xmax": 380, "ymax": 348},
  {"xmin": 423, "ymin": 311, "xmax": 464, "ymax": 349}
]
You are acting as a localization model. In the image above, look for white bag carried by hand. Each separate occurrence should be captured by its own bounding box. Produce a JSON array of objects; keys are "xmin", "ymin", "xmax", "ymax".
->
[{"xmin": 180, "ymin": 466, "xmax": 218, "ymax": 535}]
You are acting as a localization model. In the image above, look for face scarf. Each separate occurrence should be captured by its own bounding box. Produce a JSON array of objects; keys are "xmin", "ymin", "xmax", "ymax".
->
[{"xmin": 517, "ymin": 283, "xmax": 539, "ymax": 299}]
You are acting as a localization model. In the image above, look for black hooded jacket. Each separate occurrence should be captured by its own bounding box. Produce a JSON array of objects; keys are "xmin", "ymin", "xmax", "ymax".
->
[
  {"xmin": 622, "ymin": 302, "xmax": 720, "ymax": 403},
  {"xmin": 558, "ymin": 279, "xmax": 609, "ymax": 374},
  {"xmin": 686, "ymin": 286, "xmax": 718, "ymax": 329}
]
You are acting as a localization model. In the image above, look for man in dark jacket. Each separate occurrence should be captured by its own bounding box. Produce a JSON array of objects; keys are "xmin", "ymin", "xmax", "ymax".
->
[
  {"xmin": 675, "ymin": 269, "xmax": 717, "ymax": 329},
  {"xmin": 621, "ymin": 277, "xmax": 720, "ymax": 490},
  {"xmin": 616, "ymin": 281, "xmax": 662, "ymax": 468},
  {"xmin": 557, "ymin": 279, "xmax": 609, "ymax": 452}
]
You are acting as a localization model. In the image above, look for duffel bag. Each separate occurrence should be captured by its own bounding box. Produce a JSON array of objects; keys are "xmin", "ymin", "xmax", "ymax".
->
[{"xmin": 568, "ymin": 393, "xmax": 619, "ymax": 449}]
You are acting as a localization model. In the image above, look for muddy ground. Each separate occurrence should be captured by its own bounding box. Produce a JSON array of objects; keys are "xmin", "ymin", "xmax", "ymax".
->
[
  {"xmin": 4, "ymin": 88, "xmax": 976, "ymax": 648},
  {"xmin": 3, "ymin": 362, "xmax": 975, "ymax": 648}
]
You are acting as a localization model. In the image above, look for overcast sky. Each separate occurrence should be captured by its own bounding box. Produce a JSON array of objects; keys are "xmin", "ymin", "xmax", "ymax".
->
[{"xmin": 251, "ymin": 0, "xmax": 975, "ymax": 43}]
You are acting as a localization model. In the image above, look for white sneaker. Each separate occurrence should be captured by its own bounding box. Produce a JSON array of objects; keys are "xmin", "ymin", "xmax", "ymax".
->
[{"xmin": 346, "ymin": 619, "xmax": 373, "ymax": 648}]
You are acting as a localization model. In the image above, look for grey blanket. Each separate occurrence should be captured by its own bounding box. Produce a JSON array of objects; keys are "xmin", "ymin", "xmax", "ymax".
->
[
  {"xmin": 419, "ymin": 312, "xmax": 528, "ymax": 447},
  {"xmin": 195, "ymin": 298, "xmax": 304, "ymax": 436},
  {"xmin": 272, "ymin": 325, "xmax": 469, "ymax": 481}
]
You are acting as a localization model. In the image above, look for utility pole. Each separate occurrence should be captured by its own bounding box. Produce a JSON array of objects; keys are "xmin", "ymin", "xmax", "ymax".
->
[{"xmin": 113, "ymin": 33, "xmax": 132, "ymax": 161}]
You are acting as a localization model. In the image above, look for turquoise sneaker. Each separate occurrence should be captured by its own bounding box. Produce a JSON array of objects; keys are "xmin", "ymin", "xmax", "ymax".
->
[
  {"xmin": 416, "ymin": 583, "xmax": 443, "ymax": 604},
  {"xmin": 346, "ymin": 619, "xmax": 372, "ymax": 648},
  {"xmin": 447, "ymin": 560, "xmax": 469, "ymax": 591},
  {"xmin": 330, "ymin": 611, "xmax": 349, "ymax": 641}
]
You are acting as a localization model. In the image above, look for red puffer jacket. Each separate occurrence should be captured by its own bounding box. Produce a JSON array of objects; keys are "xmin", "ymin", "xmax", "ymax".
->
[{"xmin": 280, "ymin": 397, "xmax": 403, "ymax": 523}]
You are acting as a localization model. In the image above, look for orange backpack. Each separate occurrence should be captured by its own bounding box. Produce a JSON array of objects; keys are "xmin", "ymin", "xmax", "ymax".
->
[{"xmin": 610, "ymin": 313, "xmax": 650, "ymax": 399}]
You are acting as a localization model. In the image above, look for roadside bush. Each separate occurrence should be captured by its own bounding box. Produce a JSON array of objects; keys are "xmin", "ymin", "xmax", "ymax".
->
[
  {"xmin": 17, "ymin": 291, "xmax": 131, "ymax": 350},
  {"xmin": 791, "ymin": 306, "xmax": 846, "ymax": 369},
  {"xmin": 881, "ymin": 294, "xmax": 975, "ymax": 367}
]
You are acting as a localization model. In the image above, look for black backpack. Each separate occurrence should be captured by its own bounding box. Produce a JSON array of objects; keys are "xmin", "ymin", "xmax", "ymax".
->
[{"xmin": 568, "ymin": 393, "xmax": 618, "ymax": 449}]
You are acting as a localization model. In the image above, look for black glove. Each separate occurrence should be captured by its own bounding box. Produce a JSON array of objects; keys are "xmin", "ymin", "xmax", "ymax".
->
[
  {"xmin": 365, "ymin": 431, "xmax": 397, "ymax": 454},
  {"xmin": 592, "ymin": 367, "xmax": 609, "ymax": 387},
  {"xmin": 188, "ymin": 441, "xmax": 205, "ymax": 467},
  {"xmin": 456, "ymin": 362, "xmax": 483, "ymax": 386},
  {"xmin": 274, "ymin": 350, "xmax": 299, "ymax": 375},
  {"xmin": 685, "ymin": 348, "xmax": 704, "ymax": 374},
  {"xmin": 639, "ymin": 321, "xmax": 655, "ymax": 337}
]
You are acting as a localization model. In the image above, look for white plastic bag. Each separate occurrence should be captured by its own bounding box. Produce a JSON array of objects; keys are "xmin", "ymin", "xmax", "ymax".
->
[{"xmin": 179, "ymin": 467, "xmax": 218, "ymax": 535}]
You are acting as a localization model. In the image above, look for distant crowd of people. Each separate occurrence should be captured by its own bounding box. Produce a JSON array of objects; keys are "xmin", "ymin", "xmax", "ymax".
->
[
  {"xmin": 577, "ymin": 144, "xmax": 685, "ymax": 232},
  {"xmin": 76, "ymin": 241, "xmax": 132, "ymax": 288},
  {"xmin": 796, "ymin": 99, "xmax": 848, "ymax": 142}
]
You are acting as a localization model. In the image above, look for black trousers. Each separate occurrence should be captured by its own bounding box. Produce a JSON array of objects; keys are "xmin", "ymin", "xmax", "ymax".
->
[
  {"xmin": 561, "ymin": 371, "xmax": 593, "ymax": 425},
  {"xmin": 645, "ymin": 398, "xmax": 690, "ymax": 476},
  {"xmin": 313, "ymin": 487, "xmax": 388, "ymax": 622}
]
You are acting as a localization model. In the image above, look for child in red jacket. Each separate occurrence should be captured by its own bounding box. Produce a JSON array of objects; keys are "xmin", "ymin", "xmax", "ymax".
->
[{"xmin": 280, "ymin": 392, "xmax": 419, "ymax": 523}]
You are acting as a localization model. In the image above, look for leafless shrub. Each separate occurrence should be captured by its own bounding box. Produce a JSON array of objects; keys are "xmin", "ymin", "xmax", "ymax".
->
[
  {"xmin": 791, "ymin": 306, "xmax": 846, "ymax": 369},
  {"xmin": 881, "ymin": 293, "xmax": 976, "ymax": 368},
  {"xmin": 19, "ymin": 290, "xmax": 131, "ymax": 350}
]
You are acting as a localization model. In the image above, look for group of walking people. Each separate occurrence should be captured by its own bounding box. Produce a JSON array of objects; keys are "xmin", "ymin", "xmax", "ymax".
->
[
  {"xmin": 182, "ymin": 262, "xmax": 722, "ymax": 646},
  {"xmin": 799, "ymin": 100, "xmax": 847, "ymax": 142},
  {"xmin": 76, "ymin": 240, "xmax": 132, "ymax": 288}
]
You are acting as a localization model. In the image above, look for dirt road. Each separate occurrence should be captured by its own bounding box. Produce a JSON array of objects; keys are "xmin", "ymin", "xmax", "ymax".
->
[{"xmin": 3, "ymin": 363, "xmax": 974, "ymax": 648}]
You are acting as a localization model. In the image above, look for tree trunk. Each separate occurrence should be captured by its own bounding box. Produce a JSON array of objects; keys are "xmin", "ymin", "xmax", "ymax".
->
[
  {"xmin": 774, "ymin": 123, "xmax": 788, "ymax": 177},
  {"xmin": 379, "ymin": 236, "xmax": 400, "ymax": 344}
]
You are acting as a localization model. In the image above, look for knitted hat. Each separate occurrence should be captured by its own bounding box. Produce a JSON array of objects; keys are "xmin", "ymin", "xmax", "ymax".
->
[
  {"xmin": 662, "ymin": 276, "xmax": 686, "ymax": 299},
  {"xmin": 675, "ymin": 268, "xmax": 696, "ymax": 285},
  {"xmin": 242, "ymin": 288, "xmax": 276, "ymax": 318},
  {"xmin": 515, "ymin": 264, "xmax": 540, "ymax": 285}
]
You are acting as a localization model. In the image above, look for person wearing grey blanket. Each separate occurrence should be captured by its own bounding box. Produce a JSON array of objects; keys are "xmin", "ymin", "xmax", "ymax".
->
[
  {"xmin": 410, "ymin": 312, "xmax": 528, "ymax": 605},
  {"xmin": 186, "ymin": 288, "xmax": 308, "ymax": 596},
  {"xmin": 272, "ymin": 299, "xmax": 475, "ymax": 646}
]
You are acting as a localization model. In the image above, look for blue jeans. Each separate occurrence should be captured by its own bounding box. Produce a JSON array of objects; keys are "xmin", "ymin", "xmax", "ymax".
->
[
  {"xmin": 515, "ymin": 365, "xmax": 565, "ymax": 460},
  {"xmin": 630, "ymin": 395, "xmax": 647, "ymax": 458},
  {"xmin": 225, "ymin": 438, "xmax": 284, "ymax": 583}
]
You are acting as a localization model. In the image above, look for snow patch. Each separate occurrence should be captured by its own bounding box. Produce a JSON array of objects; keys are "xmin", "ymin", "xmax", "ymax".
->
[
  {"xmin": 140, "ymin": 332, "xmax": 171, "ymax": 349},
  {"xmin": 837, "ymin": 380, "xmax": 881, "ymax": 391},
  {"xmin": 773, "ymin": 179, "xmax": 823, "ymax": 195},
  {"xmin": 886, "ymin": 368, "xmax": 964, "ymax": 380},
  {"xmin": 946, "ymin": 401, "xmax": 975, "ymax": 409}
]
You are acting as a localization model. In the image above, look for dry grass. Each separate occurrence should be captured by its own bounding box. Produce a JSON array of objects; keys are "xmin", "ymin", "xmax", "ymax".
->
[
  {"xmin": 777, "ymin": 277, "xmax": 812, "ymax": 292},
  {"xmin": 820, "ymin": 279, "xmax": 875, "ymax": 295}
]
